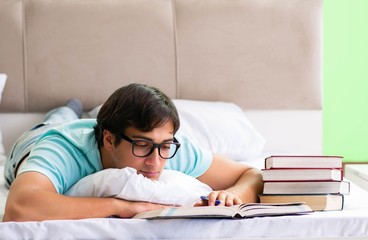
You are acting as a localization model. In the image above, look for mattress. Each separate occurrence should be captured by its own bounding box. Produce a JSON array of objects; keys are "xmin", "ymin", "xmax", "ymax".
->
[
  {"xmin": 0, "ymin": 108, "xmax": 364, "ymax": 239},
  {"xmin": 1, "ymin": 154, "xmax": 368, "ymax": 239},
  {"xmin": 345, "ymin": 164, "xmax": 368, "ymax": 192}
]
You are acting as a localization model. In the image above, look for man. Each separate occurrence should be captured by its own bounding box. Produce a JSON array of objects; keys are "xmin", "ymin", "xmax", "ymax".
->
[{"xmin": 3, "ymin": 83, "xmax": 263, "ymax": 221}]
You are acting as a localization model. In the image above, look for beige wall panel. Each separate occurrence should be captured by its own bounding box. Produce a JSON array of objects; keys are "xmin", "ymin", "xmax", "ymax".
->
[
  {"xmin": 25, "ymin": 0, "xmax": 176, "ymax": 112},
  {"xmin": 0, "ymin": 0, "xmax": 322, "ymax": 112},
  {"xmin": 175, "ymin": 0, "xmax": 322, "ymax": 109}
]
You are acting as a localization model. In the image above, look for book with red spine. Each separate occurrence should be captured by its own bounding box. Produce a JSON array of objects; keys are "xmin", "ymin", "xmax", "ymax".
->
[
  {"xmin": 261, "ymin": 168, "xmax": 343, "ymax": 181},
  {"xmin": 265, "ymin": 155, "xmax": 343, "ymax": 169},
  {"xmin": 263, "ymin": 180, "xmax": 350, "ymax": 195}
]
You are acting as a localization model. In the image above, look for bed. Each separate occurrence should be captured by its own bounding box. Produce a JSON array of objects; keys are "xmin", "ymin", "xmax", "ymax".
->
[{"xmin": 1, "ymin": 0, "xmax": 368, "ymax": 239}]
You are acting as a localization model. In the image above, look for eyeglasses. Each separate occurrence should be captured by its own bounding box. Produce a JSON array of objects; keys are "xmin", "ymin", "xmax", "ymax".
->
[{"xmin": 115, "ymin": 133, "xmax": 181, "ymax": 159}]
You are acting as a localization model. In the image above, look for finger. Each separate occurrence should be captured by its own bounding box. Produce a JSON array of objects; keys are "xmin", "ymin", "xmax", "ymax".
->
[
  {"xmin": 193, "ymin": 200, "xmax": 204, "ymax": 207},
  {"xmin": 207, "ymin": 192, "xmax": 220, "ymax": 206},
  {"xmin": 233, "ymin": 196, "xmax": 242, "ymax": 205},
  {"xmin": 225, "ymin": 195, "xmax": 235, "ymax": 206},
  {"xmin": 216, "ymin": 191, "xmax": 228, "ymax": 206}
]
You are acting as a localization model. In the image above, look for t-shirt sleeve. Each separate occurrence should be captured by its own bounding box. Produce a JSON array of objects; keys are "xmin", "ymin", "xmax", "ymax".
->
[
  {"xmin": 16, "ymin": 119, "xmax": 101, "ymax": 194},
  {"xmin": 164, "ymin": 132, "xmax": 213, "ymax": 178},
  {"xmin": 18, "ymin": 134, "xmax": 99, "ymax": 194},
  {"xmin": 18, "ymin": 140, "xmax": 80, "ymax": 194}
]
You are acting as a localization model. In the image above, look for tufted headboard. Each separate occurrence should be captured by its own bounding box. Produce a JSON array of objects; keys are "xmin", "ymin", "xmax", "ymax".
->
[{"xmin": 0, "ymin": 0, "xmax": 322, "ymax": 112}]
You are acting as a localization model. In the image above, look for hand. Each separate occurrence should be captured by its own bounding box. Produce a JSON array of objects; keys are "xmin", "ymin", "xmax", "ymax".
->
[
  {"xmin": 194, "ymin": 190, "xmax": 242, "ymax": 207},
  {"xmin": 114, "ymin": 199, "xmax": 169, "ymax": 218}
]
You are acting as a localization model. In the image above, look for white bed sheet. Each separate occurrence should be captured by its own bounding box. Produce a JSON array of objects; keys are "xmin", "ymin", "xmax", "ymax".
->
[{"xmin": 1, "ymin": 156, "xmax": 368, "ymax": 239}]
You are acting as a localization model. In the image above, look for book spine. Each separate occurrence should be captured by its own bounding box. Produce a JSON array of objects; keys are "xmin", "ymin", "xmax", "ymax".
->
[
  {"xmin": 261, "ymin": 168, "xmax": 343, "ymax": 181},
  {"xmin": 264, "ymin": 156, "xmax": 343, "ymax": 169},
  {"xmin": 262, "ymin": 181, "xmax": 350, "ymax": 195}
]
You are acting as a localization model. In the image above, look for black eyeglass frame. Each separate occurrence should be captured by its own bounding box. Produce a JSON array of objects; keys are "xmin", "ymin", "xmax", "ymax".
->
[{"xmin": 115, "ymin": 132, "xmax": 181, "ymax": 159}]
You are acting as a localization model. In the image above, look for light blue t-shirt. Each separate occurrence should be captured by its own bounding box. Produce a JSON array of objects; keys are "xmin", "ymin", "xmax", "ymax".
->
[{"xmin": 18, "ymin": 119, "xmax": 212, "ymax": 194}]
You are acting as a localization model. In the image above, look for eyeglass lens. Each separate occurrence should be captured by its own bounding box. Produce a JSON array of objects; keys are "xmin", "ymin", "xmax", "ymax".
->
[{"xmin": 132, "ymin": 140, "xmax": 178, "ymax": 159}]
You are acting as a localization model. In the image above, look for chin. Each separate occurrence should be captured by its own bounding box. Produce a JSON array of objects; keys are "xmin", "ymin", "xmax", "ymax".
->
[{"xmin": 139, "ymin": 171, "xmax": 161, "ymax": 180}]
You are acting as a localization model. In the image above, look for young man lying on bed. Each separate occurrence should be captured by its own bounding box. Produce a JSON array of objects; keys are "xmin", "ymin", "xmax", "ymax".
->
[{"xmin": 3, "ymin": 83, "xmax": 263, "ymax": 222}]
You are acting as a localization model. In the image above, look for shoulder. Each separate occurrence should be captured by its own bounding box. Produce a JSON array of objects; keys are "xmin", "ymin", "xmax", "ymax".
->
[
  {"xmin": 57, "ymin": 118, "xmax": 97, "ymax": 131},
  {"xmin": 41, "ymin": 119, "xmax": 97, "ymax": 145}
]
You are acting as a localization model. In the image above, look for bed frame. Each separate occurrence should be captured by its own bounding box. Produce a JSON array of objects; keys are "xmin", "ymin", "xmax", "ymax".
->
[
  {"xmin": 2, "ymin": 1, "xmax": 367, "ymax": 239},
  {"xmin": 0, "ymin": 0, "xmax": 322, "ymax": 112},
  {"xmin": 0, "ymin": 0, "xmax": 322, "ymax": 154}
]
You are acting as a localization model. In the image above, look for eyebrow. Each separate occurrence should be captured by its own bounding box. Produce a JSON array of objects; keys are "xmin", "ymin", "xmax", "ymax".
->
[{"xmin": 130, "ymin": 134, "xmax": 174, "ymax": 143}]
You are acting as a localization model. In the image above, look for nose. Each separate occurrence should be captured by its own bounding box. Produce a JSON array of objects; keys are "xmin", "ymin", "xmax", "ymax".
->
[{"xmin": 144, "ymin": 148, "xmax": 161, "ymax": 166}]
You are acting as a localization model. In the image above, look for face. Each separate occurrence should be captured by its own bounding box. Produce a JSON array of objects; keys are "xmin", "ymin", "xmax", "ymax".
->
[{"xmin": 101, "ymin": 121, "xmax": 175, "ymax": 180}]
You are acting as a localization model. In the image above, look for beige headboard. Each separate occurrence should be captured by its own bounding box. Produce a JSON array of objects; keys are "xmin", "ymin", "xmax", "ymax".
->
[{"xmin": 0, "ymin": 0, "xmax": 322, "ymax": 112}]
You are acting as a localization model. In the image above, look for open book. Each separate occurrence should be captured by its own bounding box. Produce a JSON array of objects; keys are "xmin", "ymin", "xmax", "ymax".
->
[{"xmin": 133, "ymin": 202, "xmax": 313, "ymax": 219}]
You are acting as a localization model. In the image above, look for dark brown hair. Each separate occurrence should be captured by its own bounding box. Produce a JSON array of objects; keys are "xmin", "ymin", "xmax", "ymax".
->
[{"xmin": 94, "ymin": 83, "xmax": 180, "ymax": 147}]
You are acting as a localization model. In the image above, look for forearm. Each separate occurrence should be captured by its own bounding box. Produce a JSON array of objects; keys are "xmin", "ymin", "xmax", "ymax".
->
[
  {"xmin": 4, "ymin": 189, "xmax": 121, "ymax": 221},
  {"xmin": 226, "ymin": 167, "xmax": 264, "ymax": 203},
  {"xmin": 4, "ymin": 172, "xmax": 166, "ymax": 222},
  {"xmin": 4, "ymin": 189, "xmax": 169, "ymax": 222}
]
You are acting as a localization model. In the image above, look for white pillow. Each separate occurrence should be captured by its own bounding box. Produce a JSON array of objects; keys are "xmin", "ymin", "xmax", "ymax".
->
[
  {"xmin": 173, "ymin": 99, "xmax": 265, "ymax": 161},
  {"xmin": 87, "ymin": 99, "xmax": 265, "ymax": 161},
  {"xmin": 0, "ymin": 73, "xmax": 6, "ymax": 103},
  {"xmin": 66, "ymin": 167, "xmax": 212, "ymax": 207},
  {"xmin": 0, "ymin": 74, "xmax": 7, "ymax": 155},
  {"xmin": 0, "ymin": 153, "xmax": 5, "ymax": 166},
  {"xmin": 87, "ymin": 104, "xmax": 101, "ymax": 118},
  {"xmin": 0, "ymin": 128, "xmax": 5, "ymax": 158}
]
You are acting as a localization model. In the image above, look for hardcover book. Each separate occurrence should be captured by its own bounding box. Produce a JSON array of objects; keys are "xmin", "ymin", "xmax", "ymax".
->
[
  {"xmin": 265, "ymin": 155, "xmax": 343, "ymax": 169},
  {"xmin": 261, "ymin": 168, "xmax": 343, "ymax": 181},
  {"xmin": 263, "ymin": 181, "xmax": 350, "ymax": 195},
  {"xmin": 259, "ymin": 194, "xmax": 344, "ymax": 211}
]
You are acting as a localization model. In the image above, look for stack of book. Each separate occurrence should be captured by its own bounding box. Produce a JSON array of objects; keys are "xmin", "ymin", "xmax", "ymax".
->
[{"xmin": 259, "ymin": 155, "xmax": 349, "ymax": 211}]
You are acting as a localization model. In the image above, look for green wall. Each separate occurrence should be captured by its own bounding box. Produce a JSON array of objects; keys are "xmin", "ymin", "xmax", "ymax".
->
[{"xmin": 324, "ymin": 0, "xmax": 368, "ymax": 162}]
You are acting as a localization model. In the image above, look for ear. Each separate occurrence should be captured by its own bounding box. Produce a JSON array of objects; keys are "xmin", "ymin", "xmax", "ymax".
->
[{"xmin": 103, "ymin": 129, "xmax": 116, "ymax": 151}]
